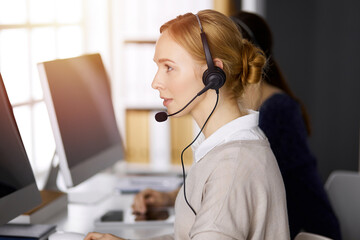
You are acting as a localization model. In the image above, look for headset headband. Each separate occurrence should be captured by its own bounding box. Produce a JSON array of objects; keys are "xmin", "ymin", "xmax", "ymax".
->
[{"xmin": 195, "ymin": 14, "xmax": 215, "ymax": 70}]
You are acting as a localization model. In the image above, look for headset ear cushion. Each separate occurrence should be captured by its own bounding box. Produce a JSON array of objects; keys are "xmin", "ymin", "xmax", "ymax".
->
[{"xmin": 202, "ymin": 66, "xmax": 226, "ymax": 90}]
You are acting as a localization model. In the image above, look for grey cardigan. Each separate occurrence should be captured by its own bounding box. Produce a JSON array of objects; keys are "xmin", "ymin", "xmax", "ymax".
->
[{"xmin": 147, "ymin": 139, "xmax": 290, "ymax": 240}]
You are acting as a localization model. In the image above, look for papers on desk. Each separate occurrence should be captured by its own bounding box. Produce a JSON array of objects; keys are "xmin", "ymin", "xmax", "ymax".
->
[{"xmin": 116, "ymin": 176, "xmax": 183, "ymax": 194}]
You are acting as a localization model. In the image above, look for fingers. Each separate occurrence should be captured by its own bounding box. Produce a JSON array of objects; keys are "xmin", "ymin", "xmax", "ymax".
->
[
  {"xmin": 131, "ymin": 188, "xmax": 172, "ymax": 216},
  {"xmin": 132, "ymin": 189, "xmax": 148, "ymax": 214},
  {"xmin": 84, "ymin": 232, "xmax": 103, "ymax": 240},
  {"xmin": 132, "ymin": 188, "xmax": 157, "ymax": 214},
  {"xmin": 84, "ymin": 232, "xmax": 125, "ymax": 240}
]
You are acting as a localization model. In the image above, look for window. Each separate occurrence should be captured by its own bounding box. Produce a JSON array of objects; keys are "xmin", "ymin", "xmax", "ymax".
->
[
  {"xmin": 0, "ymin": 0, "xmax": 90, "ymax": 177},
  {"xmin": 0, "ymin": 0, "xmax": 214, "ymax": 178}
]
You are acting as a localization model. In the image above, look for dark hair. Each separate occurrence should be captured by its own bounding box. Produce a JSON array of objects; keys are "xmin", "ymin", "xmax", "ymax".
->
[{"xmin": 231, "ymin": 11, "xmax": 312, "ymax": 135}]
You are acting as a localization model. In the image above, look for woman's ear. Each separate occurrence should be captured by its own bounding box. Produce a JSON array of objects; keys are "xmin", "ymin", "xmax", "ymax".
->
[{"xmin": 213, "ymin": 58, "xmax": 224, "ymax": 70}]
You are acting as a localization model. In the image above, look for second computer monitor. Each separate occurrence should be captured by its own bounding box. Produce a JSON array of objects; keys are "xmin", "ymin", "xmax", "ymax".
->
[
  {"xmin": 0, "ymin": 73, "xmax": 42, "ymax": 225},
  {"xmin": 38, "ymin": 53, "xmax": 124, "ymax": 188}
]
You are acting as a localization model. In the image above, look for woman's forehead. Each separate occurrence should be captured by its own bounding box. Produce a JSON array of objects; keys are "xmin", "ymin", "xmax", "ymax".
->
[{"xmin": 154, "ymin": 31, "xmax": 191, "ymax": 63}]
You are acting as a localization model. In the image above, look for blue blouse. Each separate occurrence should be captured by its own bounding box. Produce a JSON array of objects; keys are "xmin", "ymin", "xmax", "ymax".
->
[{"xmin": 259, "ymin": 93, "xmax": 341, "ymax": 240}]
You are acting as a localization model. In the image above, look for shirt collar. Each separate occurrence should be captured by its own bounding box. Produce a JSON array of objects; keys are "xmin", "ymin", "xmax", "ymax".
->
[{"xmin": 193, "ymin": 110, "xmax": 264, "ymax": 163}]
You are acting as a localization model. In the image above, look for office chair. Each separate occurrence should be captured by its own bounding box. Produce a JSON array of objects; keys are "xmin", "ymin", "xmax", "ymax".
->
[
  {"xmin": 325, "ymin": 170, "xmax": 360, "ymax": 240},
  {"xmin": 294, "ymin": 232, "xmax": 332, "ymax": 240}
]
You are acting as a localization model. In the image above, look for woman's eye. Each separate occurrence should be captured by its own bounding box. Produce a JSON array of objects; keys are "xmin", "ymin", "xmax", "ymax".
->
[{"xmin": 165, "ymin": 65, "xmax": 173, "ymax": 72}]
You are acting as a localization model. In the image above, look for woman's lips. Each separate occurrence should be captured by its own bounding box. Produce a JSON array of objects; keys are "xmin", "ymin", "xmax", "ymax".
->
[{"xmin": 163, "ymin": 98, "xmax": 172, "ymax": 107}]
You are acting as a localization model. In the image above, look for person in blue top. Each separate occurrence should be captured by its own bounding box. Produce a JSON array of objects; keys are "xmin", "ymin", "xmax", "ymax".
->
[{"xmin": 231, "ymin": 11, "xmax": 341, "ymax": 240}]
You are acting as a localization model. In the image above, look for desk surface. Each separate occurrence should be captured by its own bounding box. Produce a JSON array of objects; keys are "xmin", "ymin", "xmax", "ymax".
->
[{"xmin": 45, "ymin": 167, "xmax": 176, "ymax": 239}]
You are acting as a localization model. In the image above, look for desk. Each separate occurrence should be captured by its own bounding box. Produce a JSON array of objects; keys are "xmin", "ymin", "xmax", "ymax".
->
[{"xmin": 44, "ymin": 167, "xmax": 176, "ymax": 239}]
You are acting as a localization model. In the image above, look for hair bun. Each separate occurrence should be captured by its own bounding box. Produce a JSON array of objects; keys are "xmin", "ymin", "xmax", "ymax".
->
[{"xmin": 240, "ymin": 39, "xmax": 266, "ymax": 85}]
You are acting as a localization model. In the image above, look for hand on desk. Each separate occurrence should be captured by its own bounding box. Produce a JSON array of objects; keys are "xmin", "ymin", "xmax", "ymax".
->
[
  {"xmin": 84, "ymin": 232, "xmax": 125, "ymax": 240},
  {"xmin": 131, "ymin": 188, "xmax": 179, "ymax": 215},
  {"xmin": 84, "ymin": 188, "xmax": 180, "ymax": 240}
]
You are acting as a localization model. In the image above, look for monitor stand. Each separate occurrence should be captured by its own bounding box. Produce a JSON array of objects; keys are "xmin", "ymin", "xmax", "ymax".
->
[
  {"xmin": 64, "ymin": 174, "xmax": 114, "ymax": 205},
  {"xmin": 43, "ymin": 151, "xmax": 114, "ymax": 205}
]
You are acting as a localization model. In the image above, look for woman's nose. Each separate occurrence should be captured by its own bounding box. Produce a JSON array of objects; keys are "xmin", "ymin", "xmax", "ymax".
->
[{"xmin": 151, "ymin": 72, "xmax": 163, "ymax": 90}]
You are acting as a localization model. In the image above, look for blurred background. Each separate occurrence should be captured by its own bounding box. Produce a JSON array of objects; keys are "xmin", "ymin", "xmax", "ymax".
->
[
  {"xmin": 265, "ymin": 0, "xmax": 360, "ymax": 181},
  {"xmin": 0, "ymin": 0, "xmax": 358, "ymax": 182}
]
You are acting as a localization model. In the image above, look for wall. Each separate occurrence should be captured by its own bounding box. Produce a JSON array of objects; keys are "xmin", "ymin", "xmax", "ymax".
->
[{"xmin": 265, "ymin": 0, "xmax": 360, "ymax": 181}]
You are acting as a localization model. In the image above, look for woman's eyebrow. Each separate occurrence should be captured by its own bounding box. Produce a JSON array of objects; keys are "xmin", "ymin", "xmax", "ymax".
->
[{"xmin": 157, "ymin": 58, "xmax": 175, "ymax": 64}]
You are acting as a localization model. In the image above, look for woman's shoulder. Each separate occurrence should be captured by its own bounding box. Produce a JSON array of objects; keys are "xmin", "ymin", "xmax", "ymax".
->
[
  {"xmin": 261, "ymin": 92, "xmax": 299, "ymax": 109},
  {"xmin": 212, "ymin": 139, "xmax": 271, "ymax": 156},
  {"xmin": 259, "ymin": 93, "xmax": 302, "ymax": 123},
  {"xmin": 205, "ymin": 140, "xmax": 276, "ymax": 170},
  {"xmin": 205, "ymin": 140, "xmax": 284, "ymax": 192}
]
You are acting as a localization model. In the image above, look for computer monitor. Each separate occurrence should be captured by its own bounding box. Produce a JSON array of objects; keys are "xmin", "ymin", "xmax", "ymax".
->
[
  {"xmin": 0, "ymin": 73, "xmax": 42, "ymax": 225},
  {"xmin": 38, "ymin": 53, "xmax": 124, "ymax": 189}
]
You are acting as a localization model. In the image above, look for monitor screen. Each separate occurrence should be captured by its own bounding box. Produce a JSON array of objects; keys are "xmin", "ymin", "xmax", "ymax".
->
[
  {"xmin": 0, "ymin": 73, "xmax": 42, "ymax": 225},
  {"xmin": 38, "ymin": 53, "xmax": 124, "ymax": 188}
]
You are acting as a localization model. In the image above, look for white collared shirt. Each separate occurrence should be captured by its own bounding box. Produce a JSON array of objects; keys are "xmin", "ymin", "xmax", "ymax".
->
[{"xmin": 194, "ymin": 110, "xmax": 266, "ymax": 163}]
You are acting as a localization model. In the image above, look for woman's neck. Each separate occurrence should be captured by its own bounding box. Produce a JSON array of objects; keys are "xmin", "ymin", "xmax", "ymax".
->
[
  {"xmin": 191, "ymin": 91, "xmax": 245, "ymax": 138},
  {"xmin": 259, "ymin": 82, "xmax": 283, "ymax": 106},
  {"xmin": 241, "ymin": 82, "xmax": 282, "ymax": 110}
]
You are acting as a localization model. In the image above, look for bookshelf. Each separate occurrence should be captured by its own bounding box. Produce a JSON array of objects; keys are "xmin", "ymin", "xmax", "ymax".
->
[
  {"xmin": 170, "ymin": 115, "xmax": 194, "ymax": 165},
  {"xmin": 125, "ymin": 109, "xmax": 194, "ymax": 167},
  {"xmin": 125, "ymin": 109, "xmax": 150, "ymax": 164}
]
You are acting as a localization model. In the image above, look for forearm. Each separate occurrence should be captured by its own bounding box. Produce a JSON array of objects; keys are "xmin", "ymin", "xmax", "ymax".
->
[{"xmin": 135, "ymin": 234, "xmax": 174, "ymax": 240}]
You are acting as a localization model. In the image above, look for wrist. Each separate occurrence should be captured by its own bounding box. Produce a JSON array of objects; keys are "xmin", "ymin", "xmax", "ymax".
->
[
  {"xmin": 162, "ymin": 191, "xmax": 173, "ymax": 206},
  {"xmin": 167, "ymin": 189, "xmax": 178, "ymax": 206}
]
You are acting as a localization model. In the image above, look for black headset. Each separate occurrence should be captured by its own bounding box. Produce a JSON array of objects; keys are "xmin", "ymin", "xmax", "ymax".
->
[
  {"xmin": 195, "ymin": 14, "xmax": 226, "ymax": 92},
  {"xmin": 178, "ymin": 15, "xmax": 226, "ymax": 217}
]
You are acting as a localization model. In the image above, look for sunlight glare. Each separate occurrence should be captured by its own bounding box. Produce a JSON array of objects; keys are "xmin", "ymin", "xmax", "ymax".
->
[
  {"xmin": 31, "ymin": 27, "xmax": 57, "ymax": 99},
  {"xmin": 57, "ymin": 26, "xmax": 83, "ymax": 59},
  {"xmin": 0, "ymin": 0, "xmax": 27, "ymax": 24},
  {"xmin": 29, "ymin": 0, "xmax": 56, "ymax": 24},
  {"xmin": 0, "ymin": 29, "xmax": 30, "ymax": 104},
  {"xmin": 34, "ymin": 102, "xmax": 55, "ymax": 173},
  {"xmin": 56, "ymin": 0, "xmax": 82, "ymax": 24}
]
